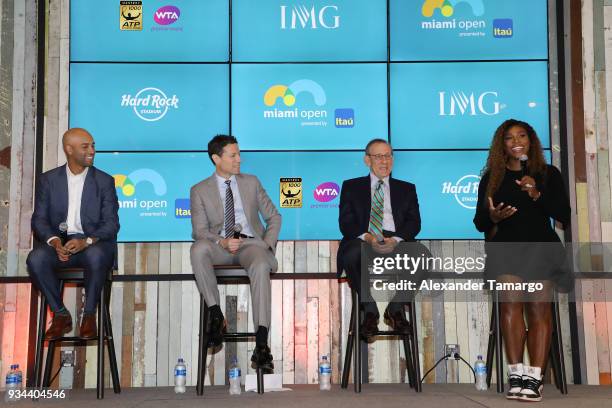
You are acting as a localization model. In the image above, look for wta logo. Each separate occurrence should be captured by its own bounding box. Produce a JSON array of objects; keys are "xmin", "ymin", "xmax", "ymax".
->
[
  {"xmin": 154, "ymin": 5, "xmax": 180, "ymax": 25},
  {"xmin": 422, "ymin": 0, "xmax": 484, "ymax": 18},
  {"xmin": 113, "ymin": 169, "xmax": 167, "ymax": 197},
  {"xmin": 313, "ymin": 182, "xmax": 339, "ymax": 202},
  {"xmin": 264, "ymin": 79, "xmax": 326, "ymax": 107}
]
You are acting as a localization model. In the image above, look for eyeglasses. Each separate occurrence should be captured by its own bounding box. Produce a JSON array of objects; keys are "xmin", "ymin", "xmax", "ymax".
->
[{"xmin": 367, "ymin": 154, "xmax": 393, "ymax": 161}]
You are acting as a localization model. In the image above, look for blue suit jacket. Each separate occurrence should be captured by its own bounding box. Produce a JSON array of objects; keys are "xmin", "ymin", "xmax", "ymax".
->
[{"xmin": 31, "ymin": 165, "xmax": 120, "ymax": 243}]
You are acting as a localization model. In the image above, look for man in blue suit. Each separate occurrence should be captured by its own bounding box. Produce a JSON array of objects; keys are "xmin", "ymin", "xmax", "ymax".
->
[{"xmin": 27, "ymin": 128, "xmax": 119, "ymax": 339}]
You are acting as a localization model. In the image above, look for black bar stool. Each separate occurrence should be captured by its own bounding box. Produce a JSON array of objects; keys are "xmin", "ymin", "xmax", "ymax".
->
[
  {"xmin": 485, "ymin": 291, "xmax": 567, "ymax": 394},
  {"xmin": 196, "ymin": 266, "xmax": 264, "ymax": 395},
  {"xmin": 340, "ymin": 288, "xmax": 421, "ymax": 392},
  {"xmin": 33, "ymin": 267, "xmax": 120, "ymax": 399}
]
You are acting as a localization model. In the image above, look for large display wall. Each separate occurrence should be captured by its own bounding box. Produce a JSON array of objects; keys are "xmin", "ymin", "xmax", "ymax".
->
[{"xmin": 70, "ymin": 0, "xmax": 551, "ymax": 241}]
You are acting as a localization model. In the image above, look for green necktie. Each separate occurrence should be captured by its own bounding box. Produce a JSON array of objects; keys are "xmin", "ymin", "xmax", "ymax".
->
[{"xmin": 368, "ymin": 180, "xmax": 384, "ymax": 239}]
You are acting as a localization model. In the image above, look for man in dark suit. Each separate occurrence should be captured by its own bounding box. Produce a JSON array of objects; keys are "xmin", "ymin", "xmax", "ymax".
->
[
  {"xmin": 337, "ymin": 139, "xmax": 421, "ymax": 339},
  {"xmin": 27, "ymin": 128, "xmax": 119, "ymax": 340}
]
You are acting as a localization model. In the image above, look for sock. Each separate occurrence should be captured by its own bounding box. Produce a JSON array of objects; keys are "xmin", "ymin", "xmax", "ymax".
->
[
  {"xmin": 209, "ymin": 305, "xmax": 223, "ymax": 319},
  {"xmin": 508, "ymin": 363, "xmax": 523, "ymax": 391},
  {"xmin": 55, "ymin": 306, "xmax": 70, "ymax": 316},
  {"xmin": 256, "ymin": 326, "xmax": 268, "ymax": 346}
]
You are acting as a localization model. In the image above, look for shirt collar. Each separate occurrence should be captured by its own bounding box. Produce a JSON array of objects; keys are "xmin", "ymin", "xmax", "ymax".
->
[
  {"xmin": 215, "ymin": 173, "xmax": 236, "ymax": 186},
  {"xmin": 369, "ymin": 173, "xmax": 389, "ymax": 188}
]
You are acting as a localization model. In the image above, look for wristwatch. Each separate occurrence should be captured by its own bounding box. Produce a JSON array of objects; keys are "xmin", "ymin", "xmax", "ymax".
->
[{"xmin": 85, "ymin": 237, "xmax": 94, "ymax": 246}]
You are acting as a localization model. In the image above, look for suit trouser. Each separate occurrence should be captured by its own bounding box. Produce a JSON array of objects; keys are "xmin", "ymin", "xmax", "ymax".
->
[
  {"xmin": 190, "ymin": 238, "xmax": 278, "ymax": 328},
  {"xmin": 26, "ymin": 241, "xmax": 115, "ymax": 313}
]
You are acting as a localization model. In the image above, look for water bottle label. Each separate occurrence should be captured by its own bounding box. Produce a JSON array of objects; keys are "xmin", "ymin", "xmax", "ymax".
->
[
  {"xmin": 475, "ymin": 365, "xmax": 486, "ymax": 374},
  {"xmin": 175, "ymin": 368, "xmax": 186, "ymax": 377},
  {"xmin": 229, "ymin": 368, "xmax": 241, "ymax": 379},
  {"xmin": 319, "ymin": 366, "xmax": 332, "ymax": 374},
  {"xmin": 5, "ymin": 374, "xmax": 18, "ymax": 385}
]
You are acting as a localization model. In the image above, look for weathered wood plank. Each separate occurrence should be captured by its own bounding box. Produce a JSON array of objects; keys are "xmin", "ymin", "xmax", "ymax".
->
[
  {"xmin": 156, "ymin": 243, "xmax": 171, "ymax": 386},
  {"xmin": 282, "ymin": 241, "xmax": 295, "ymax": 384}
]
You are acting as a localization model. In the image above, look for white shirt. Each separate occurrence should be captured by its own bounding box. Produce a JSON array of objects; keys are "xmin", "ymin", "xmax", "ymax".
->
[
  {"xmin": 359, "ymin": 173, "xmax": 402, "ymax": 242},
  {"xmin": 215, "ymin": 174, "xmax": 254, "ymax": 237},
  {"xmin": 66, "ymin": 166, "xmax": 88, "ymax": 234},
  {"xmin": 46, "ymin": 166, "xmax": 88, "ymax": 245}
]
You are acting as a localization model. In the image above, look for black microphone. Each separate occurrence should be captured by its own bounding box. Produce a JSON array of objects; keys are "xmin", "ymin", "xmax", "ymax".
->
[
  {"xmin": 519, "ymin": 154, "xmax": 528, "ymax": 177},
  {"xmin": 59, "ymin": 222, "xmax": 68, "ymax": 244},
  {"xmin": 233, "ymin": 223, "xmax": 242, "ymax": 239}
]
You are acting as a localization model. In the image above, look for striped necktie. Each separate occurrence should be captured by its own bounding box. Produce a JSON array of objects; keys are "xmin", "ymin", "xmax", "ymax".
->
[
  {"xmin": 369, "ymin": 179, "xmax": 384, "ymax": 240},
  {"xmin": 224, "ymin": 180, "xmax": 235, "ymax": 239}
]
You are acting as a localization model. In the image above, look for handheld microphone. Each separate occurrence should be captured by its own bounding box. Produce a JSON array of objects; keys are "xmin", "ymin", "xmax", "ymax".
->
[
  {"xmin": 59, "ymin": 222, "xmax": 68, "ymax": 244},
  {"xmin": 233, "ymin": 223, "xmax": 242, "ymax": 239},
  {"xmin": 519, "ymin": 154, "xmax": 528, "ymax": 177}
]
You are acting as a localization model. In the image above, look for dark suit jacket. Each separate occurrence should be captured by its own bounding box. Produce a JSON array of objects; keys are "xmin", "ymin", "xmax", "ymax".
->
[
  {"xmin": 31, "ymin": 165, "xmax": 120, "ymax": 243},
  {"xmin": 337, "ymin": 175, "xmax": 421, "ymax": 275}
]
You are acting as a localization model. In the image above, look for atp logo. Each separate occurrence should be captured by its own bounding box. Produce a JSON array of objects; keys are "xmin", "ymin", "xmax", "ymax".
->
[
  {"xmin": 263, "ymin": 79, "xmax": 326, "ymax": 107},
  {"xmin": 422, "ymin": 0, "xmax": 484, "ymax": 18},
  {"xmin": 114, "ymin": 169, "xmax": 167, "ymax": 197}
]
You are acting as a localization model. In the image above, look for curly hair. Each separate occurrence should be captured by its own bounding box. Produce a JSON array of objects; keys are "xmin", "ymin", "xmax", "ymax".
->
[{"xmin": 481, "ymin": 119, "xmax": 547, "ymax": 205}]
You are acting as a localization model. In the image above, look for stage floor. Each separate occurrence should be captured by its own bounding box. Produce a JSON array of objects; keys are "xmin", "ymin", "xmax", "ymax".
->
[{"xmin": 9, "ymin": 384, "xmax": 611, "ymax": 408}]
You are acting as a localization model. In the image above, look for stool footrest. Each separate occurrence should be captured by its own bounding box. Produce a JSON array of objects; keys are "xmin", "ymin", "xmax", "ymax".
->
[
  {"xmin": 48, "ymin": 336, "xmax": 113, "ymax": 342},
  {"xmin": 223, "ymin": 332, "xmax": 257, "ymax": 338}
]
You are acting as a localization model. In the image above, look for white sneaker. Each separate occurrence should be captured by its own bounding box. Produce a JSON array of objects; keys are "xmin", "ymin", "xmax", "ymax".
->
[
  {"xmin": 518, "ymin": 366, "xmax": 543, "ymax": 402},
  {"xmin": 506, "ymin": 363, "xmax": 523, "ymax": 400}
]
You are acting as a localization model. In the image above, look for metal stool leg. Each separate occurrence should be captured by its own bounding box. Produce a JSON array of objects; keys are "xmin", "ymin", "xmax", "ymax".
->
[
  {"xmin": 34, "ymin": 294, "xmax": 48, "ymax": 389},
  {"xmin": 103, "ymin": 281, "xmax": 121, "ymax": 394},
  {"xmin": 485, "ymin": 302, "xmax": 496, "ymax": 389},
  {"xmin": 42, "ymin": 340, "xmax": 56, "ymax": 387},
  {"xmin": 402, "ymin": 335, "xmax": 415, "ymax": 389},
  {"xmin": 341, "ymin": 304, "xmax": 355, "ymax": 389},
  {"xmin": 353, "ymin": 290, "xmax": 361, "ymax": 393},
  {"xmin": 409, "ymin": 301, "xmax": 422, "ymax": 392},
  {"xmin": 494, "ymin": 294, "xmax": 504, "ymax": 393},
  {"xmin": 196, "ymin": 295, "xmax": 209, "ymax": 396},
  {"xmin": 97, "ymin": 285, "xmax": 105, "ymax": 399},
  {"xmin": 552, "ymin": 296, "xmax": 568, "ymax": 394}
]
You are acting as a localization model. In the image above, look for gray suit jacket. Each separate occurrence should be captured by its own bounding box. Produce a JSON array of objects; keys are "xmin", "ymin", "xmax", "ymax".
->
[{"xmin": 190, "ymin": 173, "xmax": 281, "ymax": 251}]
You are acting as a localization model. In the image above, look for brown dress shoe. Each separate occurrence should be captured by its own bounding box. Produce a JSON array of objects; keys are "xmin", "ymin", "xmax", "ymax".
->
[
  {"xmin": 79, "ymin": 314, "xmax": 97, "ymax": 339},
  {"xmin": 360, "ymin": 312, "xmax": 379, "ymax": 342},
  {"xmin": 45, "ymin": 314, "xmax": 73, "ymax": 340},
  {"xmin": 383, "ymin": 306, "xmax": 411, "ymax": 335}
]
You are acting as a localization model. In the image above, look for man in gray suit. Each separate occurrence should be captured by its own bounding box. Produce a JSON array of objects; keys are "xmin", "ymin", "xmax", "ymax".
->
[{"xmin": 190, "ymin": 135, "xmax": 281, "ymax": 372}]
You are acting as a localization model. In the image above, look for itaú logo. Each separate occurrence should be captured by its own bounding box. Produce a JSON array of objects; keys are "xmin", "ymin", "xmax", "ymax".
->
[
  {"xmin": 438, "ymin": 91, "xmax": 501, "ymax": 116},
  {"xmin": 280, "ymin": 5, "xmax": 340, "ymax": 29}
]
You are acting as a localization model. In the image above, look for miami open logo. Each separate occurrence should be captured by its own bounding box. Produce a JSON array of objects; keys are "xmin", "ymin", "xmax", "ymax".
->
[
  {"xmin": 262, "ymin": 79, "xmax": 329, "ymax": 126},
  {"xmin": 421, "ymin": 0, "xmax": 484, "ymax": 18},
  {"xmin": 114, "ymin": 169, "xmax": 169, "ymax": 216},
  {"xmin": 420, "ymin": 0, "xmax": 486, "ymax": 37}
]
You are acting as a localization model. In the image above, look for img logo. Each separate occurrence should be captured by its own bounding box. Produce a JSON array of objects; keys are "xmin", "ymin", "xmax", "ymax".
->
[
  {"xmin": 154, "ymin": 5, "xmax": 180, "ymax": 25},
  {"xmin": 493, "ymin": 19, "xmax": 513, "ymax": 38},
  {"xmin": 441, "ymin": 174, "xmax": 480, "ymax": 209},
  {"xmin": 313, "ymin": 182, "xmax": 340, "ymax": 202},
  {"xmin": 439, "ymin": 91, "xmax": 501, "ymax": 116},
  {"xmin": 334, "ymin": 108, "xmax": 354, "ymax": 128},
  {"xmin": 263, "ymin": 79, "xmax": 328, "ymax": 126},
  {"xmin": 280, "ymin": 5, "xmax": 340, "ymax": 29},
  {"xmin": 421, "ymin": 0, "xmax": 484, "ymax": 18},
  {"xmin": 121, "ymin": 87, "xmax": 179, "ymax": 122},
  {"xmin": 114, "ymin": 169, "xmax": 169, "ymax": 216}
]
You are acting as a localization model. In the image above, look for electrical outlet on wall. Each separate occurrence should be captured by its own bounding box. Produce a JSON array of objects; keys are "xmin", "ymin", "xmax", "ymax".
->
[
  {"xmin": 445, "ymin": 344, "xmax": 460, "ymax": 358},
  {"xmin": 60, "ymin": 350, "xmax": 74, "ymax": 367}
]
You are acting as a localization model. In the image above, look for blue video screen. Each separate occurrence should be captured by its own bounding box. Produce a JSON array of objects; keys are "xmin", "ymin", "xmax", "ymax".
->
[
  {"xmin": 71, "ymin": 0, "xmax": 229, "ymax": 62},
  {"xmin": 390, "ymin": 0, "xmax": 548, "ymax": 61},
  {"xmin": 70, "ymin": 63, "xmax": 229, "ymax": 151},
  {"xmin": 390, "ymin": 61, "xmax": 550, "ymax": 149},
  {"xmin": 232, "ymin": 63, "xmax": 388, "ymax": 150},
  {"xmin": 232, "ymin": 0, "xmax": 386, "ymax": 62}
]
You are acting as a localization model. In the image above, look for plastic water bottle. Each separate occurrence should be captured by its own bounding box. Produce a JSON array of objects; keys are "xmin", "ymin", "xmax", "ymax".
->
[
  {"xmin": 174, "ymin": 358, "xmax": 186, "ymax": 393},
  {"xmin": 474, "ymin": 355, "xmax": 487, "ymax": 390},
  {"xmin": 229, "ymin": 357, "xmax": 241, "ymax": 395},
  {"xmin": 4, "ymin": 365, "xmax": 19, "ymax": 403},
  {"xmin": 319, "ymin": 355, "xmax": 331, "ymax": 390}
]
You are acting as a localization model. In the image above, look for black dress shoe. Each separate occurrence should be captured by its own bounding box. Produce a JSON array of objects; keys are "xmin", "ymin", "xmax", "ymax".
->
[
  {"xmin": 251, "ymin": 344, "xmax": 274, "ymax": 374},
  {"xmin": 207, "ymin": 312, "xmax": 227, "ymax": 347},
  {"xmin": 383, "ymin": 305, "xmax": 411, "ymax": 335},
  {"xmin": 360, "ymin": 312, "xmax": 379, "ymax": 342}
]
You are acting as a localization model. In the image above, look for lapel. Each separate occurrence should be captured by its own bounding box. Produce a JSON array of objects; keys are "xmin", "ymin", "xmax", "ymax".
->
[
  {"xmin": 359, "ymin": 175, "xmax": 372, "ymax": 221},
  {"xmin": 58, "ymin": 165, "xmax": 69, "ymax": 221},
  {"xmin": 206, "ymin": 173, "xmax": 224, "ymax": 223},
  {"xmin": 389, "ymin": 177, "xmax": 401, "ymax": 223},
  {"xmin": 235, "ymin": 174, "xmax": 254, "ymax": 227},
  {"xmin": 80, "ymin": 166, "xmax": 95, "ymax": 221}
]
